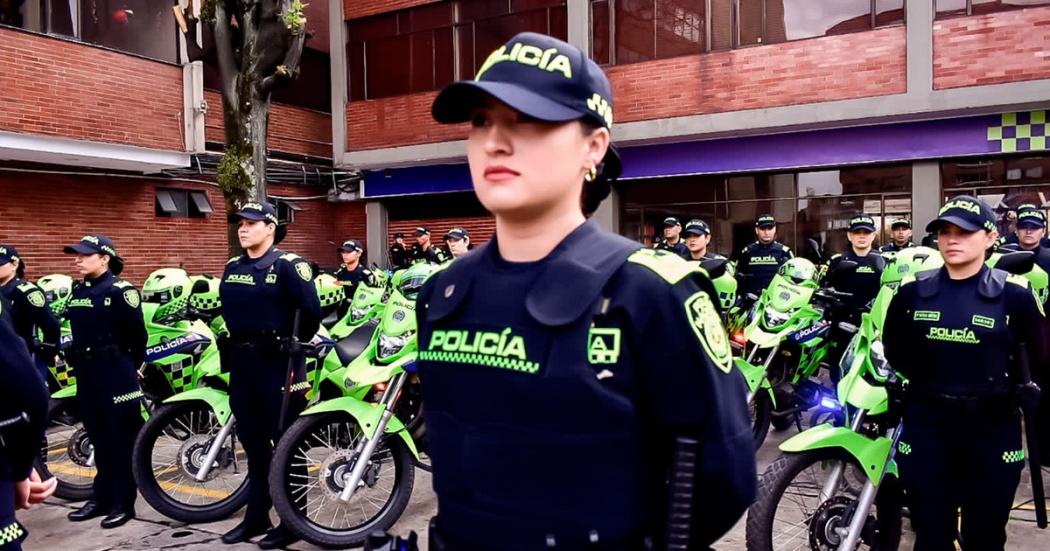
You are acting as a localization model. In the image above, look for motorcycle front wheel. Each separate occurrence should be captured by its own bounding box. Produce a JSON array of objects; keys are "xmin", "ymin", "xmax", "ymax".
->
[
  {"xmin": 269, "ymin": 411, "xmax": 415, "ymax": 549},
  {"xmin": 132, "ymin": 402, "xmax": 249, "ymax": 523},
  {"xmin": 34, "ymin": 399, "xmax": 94, "ymax": 501},
  {"xmin": 746, "ymin": 449, "xmax": 902, "ymax": 551}
]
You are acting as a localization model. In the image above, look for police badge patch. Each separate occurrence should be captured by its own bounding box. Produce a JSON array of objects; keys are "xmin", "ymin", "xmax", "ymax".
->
[
  {"xmin": 684, "ymin": 291, "xmax": 732, "ymax": 374},
  {"xmin": 27, "ymin": 290, "xmax": 46, "ymax": 308},
  {"xmin": 295, "ymin": 262, "xmax": 313, "ymax": 281},
  {"xmin": 123, "ymin": 289, "xmax": 140, "ymax": 308}
]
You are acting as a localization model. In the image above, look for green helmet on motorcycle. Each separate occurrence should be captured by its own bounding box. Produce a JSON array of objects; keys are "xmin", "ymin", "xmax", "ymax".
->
[
  {"xmin": 37, "ymin": 273, "xmax": 74, "ymax": 317},
  {"xmin": 880, "ymin": 246, "xmax": 944, "ymax": 288},
  {"xmin": 314, "ymin": 273, "xmax": 346, "ymax": 309},
  {"xmin": 396, "ymin": 263, "xmax": 438, "ymax": 300},
  {"xmin": 142, "ymin": 268, "xmax": 193, "ymax": 320},
  {"xmin": 777, "ymin": 257, "xmax": 818, "ymax": 286},
  {"xmin": 188, "ymin": 274, "xmax": 222, "ymax": 316}
]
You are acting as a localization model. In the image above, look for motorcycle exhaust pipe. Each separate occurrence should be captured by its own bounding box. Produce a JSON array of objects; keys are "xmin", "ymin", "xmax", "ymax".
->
[{"xmin": 195, "ymin": 417, "xmax": 236, "ymax": 482}]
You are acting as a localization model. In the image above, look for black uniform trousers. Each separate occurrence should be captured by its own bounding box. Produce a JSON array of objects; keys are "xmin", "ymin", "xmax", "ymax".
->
[
  {"xmin": 897, "ymin": 400, "xmax": 1023, "ymax": 551},
  {"xmin": 223, "ymin": 342, "xmax": 306, "ymax": 524},
  {"xmin": 72, "ymin": 349, "xmax": 143, "ymax": 514}
]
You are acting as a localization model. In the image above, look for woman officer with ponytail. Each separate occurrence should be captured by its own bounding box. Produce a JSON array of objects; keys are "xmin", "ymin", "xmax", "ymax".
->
[{"xmin": 416, "ymin": 32, "xmax": 755, "ymax": 550}]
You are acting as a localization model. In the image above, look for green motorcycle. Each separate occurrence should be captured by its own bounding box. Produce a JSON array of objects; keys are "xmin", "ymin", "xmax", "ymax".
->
[
  {"xmin": 268, "ymin": 263, "xmax": 433, "ymax": 548},
  {"xmin": 736, "ymin": 258, "xmax": 854, "ymax": 448},
  {"xmin": 745, "ymin": 247, "xmax": 943, "ymax": 551}
]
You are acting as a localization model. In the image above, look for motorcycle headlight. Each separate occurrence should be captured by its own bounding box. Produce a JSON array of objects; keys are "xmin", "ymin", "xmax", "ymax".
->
[
  {"xmin": 839, "ymin": 338, "xmax": 859, "ymax": 374},
  {"xmin": 869, "ymin": 340, "xmax": 892, "ymax": 380},
  {"xmin": 351, "ymin": 308, "xmax": 367, "ymax": 323},
  {"xmin": 763, "ymin": 306, "xmax": 790, "ymax": 328},
  {"xmin": 377, "ymin": 331, "xmax": 414, "ymax": 360}
]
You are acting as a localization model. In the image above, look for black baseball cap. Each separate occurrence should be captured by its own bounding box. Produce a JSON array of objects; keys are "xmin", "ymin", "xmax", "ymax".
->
[
  {"xmin": 445, "ymin": 227, "xmax": 469, "ymax": 240},
  {"xmin": 338, "ymin": 239, "xmax": 364, "ymax": 253},
  {"xmin": 890, "ymin": 218, "xmax": 912, "ymax": 229},
  {"xmin": 682, "ymin": 219, "xmax": 710, "ymax": 236},
  {"xmin": 431, "ymin": 32, "xmax": 621, "ymax": 181},
  {"xmin": 662, "ymin": 217, "xmax": 681, "ymax": 228},
  {"xmin": 848, "ymin": 214, "xmax": 877, "ymax": 232},
  {"xmin": 926, "ymin": 195, "xmax": 997, "ymax": 233},
  {"xmin": 394, "ymin": 232, "xmax": 405, "ymax": 239},
  {"xmin": 0, "ymin": 244, "xmax": 20, "ymax": 267},
  {"xmin": 63, "ymin": 234, "xmax": 124, "ymax": 275},
  {"xmin": 228, "ymin": 201, "xmax": 279, "ymax": 226},
  {"xmin": 415, "ymin": 226, "xmax": 431, "ymax": 236},
  {"xmin": 755, "ymin": 214, "xmax": 776, "ymax": 228},
  {"xmin": 1016, "ymin": 205, "xmax": 1046, "ymax": 229}
]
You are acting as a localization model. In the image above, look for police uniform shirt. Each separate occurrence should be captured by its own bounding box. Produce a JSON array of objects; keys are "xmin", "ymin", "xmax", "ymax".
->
[
  {"xmin": 879, "ymin": 241, "xmax": 915, "ymax": 253},
  {"xmin": 333, "ymin": 263, "xmax": 373, "ymax": 300},
  {"xmin": 0, "ymin": 277, "xmax": 60, "ymax": 354},
  {"xmin": 416, "ymin": 220, "xmax": 754, "ymax": 548},
  {"xmin": 220, "ymin": 247, "xmax": 322, "ymax": 341},
  {"xmin": 823, "ymin": 251, "xmax": 885, "ymax": 316},
  {"xmin": 735, "ymin": 241, "xmax": 793, "ymax": 295},
  {"xmin": 411, "ymin": 243, "xmax": 449, "ymax": 264},
  {"xmin": 65, "ymin": 272, "xmax": 147, "ymax": 396},
  {"xmin": 389, "ymin": 242, "xmax": 411, "ymax": 269},
  {"xmin": 884, "ymin": 266, "xmax": 1044, "ymax": 397},
  {"xmin": 653, "ymin": 238, "xmax": 689, "ymax": 259}
]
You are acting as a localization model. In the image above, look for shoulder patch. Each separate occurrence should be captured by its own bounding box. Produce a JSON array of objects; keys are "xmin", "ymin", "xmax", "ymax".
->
[
  {"xmin": 123, "ymin": 289, "xmax": 140, "ymax": 308},
  {"xmin": 684, "ymin": 290, "xmax": 733, "ymax": 374},
  {"xmin": 627, "ymin": 249, "xmax": 699, "ymax": 285},
  {"xmin": 295, "ymin": 261, "xmax": 313, "ymax": 281},
  {"xmin": 26, "ymin": 289, "xmax": 46, "ymax": 308}
]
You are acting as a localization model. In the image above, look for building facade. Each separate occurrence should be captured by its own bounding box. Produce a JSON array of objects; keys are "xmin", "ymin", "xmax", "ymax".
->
[{"xmin": 333, "ymin": 0, "xmax": 1050, "ymax": 263}]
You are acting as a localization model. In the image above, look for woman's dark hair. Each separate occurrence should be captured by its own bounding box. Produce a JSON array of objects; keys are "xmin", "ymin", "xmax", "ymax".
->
[{"xmin": 579, "ymin": 118, "xmax": 614, "ymax": 216}]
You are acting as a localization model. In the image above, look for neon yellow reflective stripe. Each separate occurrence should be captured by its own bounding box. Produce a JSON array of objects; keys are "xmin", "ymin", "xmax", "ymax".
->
[
  {"xmin": 0, "ymin": 521, "xmax": 25, "ymax": 545},
  {"xmin": 420, "ymin": 350, "xmax": 540, "ymax": 374},
  {"xmin": 113, "ymin": 390, "xmax": 144, "ymax": 404},
  {"xmin": 627, "ymin": 249, "xmax": 697, "ymax": 285}
]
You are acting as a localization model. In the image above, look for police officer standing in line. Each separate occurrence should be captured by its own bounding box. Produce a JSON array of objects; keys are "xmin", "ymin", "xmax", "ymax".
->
[
  {"xmin": 735, "ymin": 214, "xmax": 794, "ymax": 298},
  {"xmin": 389, "ymin": 232, "xmax": 411, "ymax": 270},
  {"xmin": 879, "ymin": 218, "xmax": 915, "ymax": 254},
  {"xmin": 62, "ymin": 235, "xmax": 146, "ymax": 528},
  {"xmin": 411, "ymin": 227, "xmax": 450, "ymax": 264},
  {"xmin": 0, "ymin": 293, "xmax": 55, "ymax": 551},
  {"xmin": 998, "ymin": 204, "xmax": 1050, "ymax": 249},
  {"xmin": 653, "ymin": 216, "xmax": 689, "ymax": 258},
  {"xmin": 333, "ymin": 240, "xmax": 373, "ymax": 296},
  {"xmin": 444, "ymin": 227, "xmax": 471, "ymax": 260},
  {"xmin": 423, "ymin": 31, "xmax": 754, "ymax": 550},
  {"xmin": 0, "ymin": 245, "xmax": 60, "ymax": 382},
  {"xmin": 682, "ymin": 219, "xmax": 724, "ymax": 261},
  {"xmin": 884, "ymin": 195, "xmax": 1045, "ymax": 551},
  {"xmin": 822, "ymin": 214, "xmax": 885, "ymax": 321},
  {"xmin": 1000, "ymin": 206, "xmax": 1050, "ymax": 278},
  {"xmin": 218, "ymin": 202, "xmax": 321, "ymax": 548}
]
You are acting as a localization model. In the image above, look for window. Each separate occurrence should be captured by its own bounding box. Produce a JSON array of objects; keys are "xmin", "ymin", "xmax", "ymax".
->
[
  {"xmin": 941, "ymin": 155, "xmax": 1050, "ymax": 238},
  {"xmin": 348, "ymin": 1, "xmax": 567, "ymax": 100},
  {"xmin": 592, "ymin": 0, "xmax": 905, "ymax": 65},
  {"xmin": 156, "ymin": 189, "xmax": 213, "ymax": 218},
  {"xmin": 0, "ymin": 1, "xmax": 179, "ymax": 63},
  {"xmin": 619, "ymin": 164, "xmax": 913, "ymax": 259},
  {"xmin": 267, "ymin": 197, "xmax": 301, "ymax": 224},
  {"xmin": 937, "ymin": 0, "xmax": 1050, "ymax": 18}
]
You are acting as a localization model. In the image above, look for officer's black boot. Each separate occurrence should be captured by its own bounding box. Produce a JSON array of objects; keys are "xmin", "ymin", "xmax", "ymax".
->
[
  {"xmin": 67, "ymin": 501, "xmax": 105, "ymax": 522},
  {"xmin": 100, "ymin": 510, "xmax": 135, "ymax": 529},
  {"xmin": 221, "ymin": 518, "xmax": 272, "ymax": 544},
  {"xmin": 257, "ymin": 523, "xmax": 299, "ymax": 549}
]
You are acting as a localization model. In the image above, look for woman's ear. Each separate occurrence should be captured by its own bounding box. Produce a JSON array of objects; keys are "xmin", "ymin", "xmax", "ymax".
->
[{"xmin": 585, "ymin": 126, "xmax": 610, "ymax": 169}]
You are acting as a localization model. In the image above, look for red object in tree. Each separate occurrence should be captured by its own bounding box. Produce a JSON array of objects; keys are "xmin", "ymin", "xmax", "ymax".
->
[{"xmin": 112, "ymin": 9, "xmax": 134, "ymax": 25}]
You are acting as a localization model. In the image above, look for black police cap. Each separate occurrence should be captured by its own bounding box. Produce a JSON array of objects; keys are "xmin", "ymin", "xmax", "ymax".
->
[
  {"xmin": 682, "ymin": 219, "xmax": 710, "ymax": 236},
  {"xmin": 755, "ymin": 214, "xmax": 776, "ymax": 228},
  {"xmin": 63, "ymin": 234, "xmax": 124, "ymax": 275},
  {"xmin": 338, "ymin": 239, "xmax": 364, "ymax": 253},
  {"xmin": 848, "ymin": 214, "xmax": 876, "ymax": 232},
  {"xmin": 431, "ymin": 32, "xmax": 621, "ymax": 181},
  {"xmin": 926, "ymin": 195, "xmax": 997, "ymax": 233}
]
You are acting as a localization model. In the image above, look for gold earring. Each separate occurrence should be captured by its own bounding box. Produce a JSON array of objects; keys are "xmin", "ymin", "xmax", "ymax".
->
[{"xmin": 584, "ymin": 166, "xmax": 598, "ymax": 183}]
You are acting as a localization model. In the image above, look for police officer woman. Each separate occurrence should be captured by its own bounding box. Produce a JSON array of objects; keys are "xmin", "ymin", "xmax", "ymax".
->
[
  {"xmin": 0, "ymin": 245, "xmax": 60, "ymax": 382},
  {"xmin": 218, "ymin": 202, "xmax": 320, "ymax": 549},
  {"xmin": 444, "ymin": 227, "xmax": 471, "ymax": 259},
  {"xmin": 682, "ymin": 219, "xmax": 723, "ymax": 262},
  {"xmin": 0, "ymin": 294, "xmax": 54, "ymax": 550},
  {"xmin": 422, "ymin": 32, "xmax": 754, "ymax": 550},
  {"xmin": 62, "ymin": 235, "xmax": 147, "ymax": 528},
  {"xmin": 884, "ymin": 196, "xmax": 1045, "ymax": 550}
]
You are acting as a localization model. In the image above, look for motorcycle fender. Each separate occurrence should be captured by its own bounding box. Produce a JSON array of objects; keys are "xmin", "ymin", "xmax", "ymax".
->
[
  {"xmin": 52, "ymin": 384, "xmax": 77, "ymax": 399},
  {"xmin": 163, "ymin": 387, "xmax": 232, "ymax": 425},
  {"xmin": 300, "ymin": 397, "xmax": 418, "ymax": 459},
  {"xmin": 735, "ymin": 358, "xmax": 776, "ymax": 407},
  {"xmin": 779, "ymin": 424, "xmax": 896, "ymax": 484}
]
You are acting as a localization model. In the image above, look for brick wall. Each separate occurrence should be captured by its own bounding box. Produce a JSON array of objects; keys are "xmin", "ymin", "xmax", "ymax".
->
[
  {"xmin": 346, "ymin": 27, "xmax": 906, "ymax": 151},
  {"xmin": 933, "ymin": 6, "xmax": 1050, "ymax": 90},
  {"xmin": 204, "ymin": 91, "xmax": 333, "ymax": 159},
  {"xmin": 345, "ymin": 0, "xmax": 439, "ymax": 20},
  {"xmin": 0, "ymin": 172, "xmax": 366, "ymax": 284},
  {"xmin": 0, "ymin": 28, "xmax": 184, "ymax": 151}
]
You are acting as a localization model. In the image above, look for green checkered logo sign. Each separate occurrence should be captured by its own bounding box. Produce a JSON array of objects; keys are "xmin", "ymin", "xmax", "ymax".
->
[{"xmin": 988, "ymin": 111, "xmax": 1048, "ymax": 153}]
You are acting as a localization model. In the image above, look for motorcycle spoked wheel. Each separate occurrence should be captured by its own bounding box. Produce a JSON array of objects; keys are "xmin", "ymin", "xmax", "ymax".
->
[
  {"xmin": 33, "ymin": 400, "xmax": 95, "ymax": 501},
  {"xmin": 751, "ymin": 391, "xmax": 773, "ymax": 450},
  {"xmin": 269, "ymin": 411, "xmax": 415, "ymax": 549},
  {"xmin": 132, "ymin": 401, "xmax": 249, "ymax": 523},
  {"xmin": 746, "ymin": 449, "xmax": 902, "ymax": 551}
]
